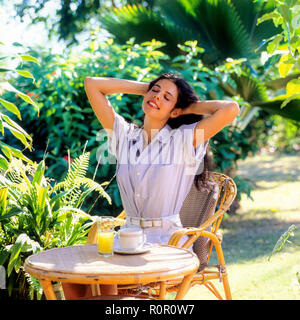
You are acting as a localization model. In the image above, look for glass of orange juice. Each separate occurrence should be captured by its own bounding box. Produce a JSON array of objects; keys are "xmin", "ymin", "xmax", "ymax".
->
[{"xmin": 97, "ymin": 216, "xmax": 116, "ymax": 258}]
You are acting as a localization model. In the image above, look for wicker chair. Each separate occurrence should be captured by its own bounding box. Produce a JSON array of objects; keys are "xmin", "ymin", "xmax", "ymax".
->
[
  {"xmin": 87, "ymin": 171, "xmax": 236, "ymax": 300},
  {"xmin": 166, "ymin": 171, "xmax": 236, "ymax": 300}
]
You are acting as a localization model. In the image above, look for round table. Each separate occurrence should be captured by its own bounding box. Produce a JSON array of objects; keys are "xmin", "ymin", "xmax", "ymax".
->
[{"xmin": 24, "ymin": 244, "xmax": 199, "ymax": 300}]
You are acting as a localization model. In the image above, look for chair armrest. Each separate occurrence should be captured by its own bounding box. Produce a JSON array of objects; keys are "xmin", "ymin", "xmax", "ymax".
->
[
  {"xmin": 197, "ymin": 205, "xmax": 228, "ymax": 232},
  {"xmin": 168, "ymin": 227, "xmax": 221, "ymax": 249}
]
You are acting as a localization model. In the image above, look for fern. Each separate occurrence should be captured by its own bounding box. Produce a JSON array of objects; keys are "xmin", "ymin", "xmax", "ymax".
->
[
  {"xmin": 23, "ymin": 268, "xmax": 43, "ymax": 300},
  {"xmin": 53, "ymin": 152, "xmax": 90, "ymax": 206},
  {"xmin": 52, "ymin": 152, "xmax": 111, "ymax": 208},
  {"xmin": 64, "ymin": 152, "xmax": 90, "ymax": 188},
  {"xmin": 75, "ymin": 177, "xmax": 112, "ymax": 207}
]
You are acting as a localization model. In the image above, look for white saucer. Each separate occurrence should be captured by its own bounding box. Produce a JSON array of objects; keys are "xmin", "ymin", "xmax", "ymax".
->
[{"xmin": 113, "ymin": 244, "xmax": 151, "ymax": 255}]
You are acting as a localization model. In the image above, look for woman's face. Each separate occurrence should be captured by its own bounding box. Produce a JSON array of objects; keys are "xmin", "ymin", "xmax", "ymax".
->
[{"xmin": 142, "ymin": 79, "xmax": 181, "ymax": 122}]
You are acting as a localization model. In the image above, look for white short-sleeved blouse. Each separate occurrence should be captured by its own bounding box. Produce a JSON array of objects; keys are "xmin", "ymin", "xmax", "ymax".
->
[{"xmin": 108, "ymin": 113, "xmax": 209, "ymax": 244}]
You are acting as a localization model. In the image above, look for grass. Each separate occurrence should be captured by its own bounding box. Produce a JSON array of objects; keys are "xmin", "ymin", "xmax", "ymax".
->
[{"xmin": 183, "ymin": 153, "xmax": 300, "ymax": 300}]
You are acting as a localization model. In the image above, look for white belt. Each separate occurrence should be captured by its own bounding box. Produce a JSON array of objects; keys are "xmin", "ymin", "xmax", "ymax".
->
[{"xmin": 127, "ymin": 215, "xmax": 180, "ymax": 229}]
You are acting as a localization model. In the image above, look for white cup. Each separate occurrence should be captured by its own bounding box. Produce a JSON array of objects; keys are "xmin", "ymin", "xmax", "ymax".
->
[{"xmin": 118, "ymin": 228, "xmax": 146, "ymax": 251}]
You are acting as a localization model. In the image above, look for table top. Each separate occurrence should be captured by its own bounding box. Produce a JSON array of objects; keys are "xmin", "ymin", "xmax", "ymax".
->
[{"xmin": 24, "ymin": 244, "xmax": 199, "ymax": 285}]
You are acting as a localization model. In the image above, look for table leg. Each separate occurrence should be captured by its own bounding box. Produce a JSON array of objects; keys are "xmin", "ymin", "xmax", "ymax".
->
[
  {"xmin": 40, "ymin": 279, "xmax": 57, "ymax": 300},
  {"xmin": 174, "ymin": 273, "xmax": 193, "ymax": 300},
  {"xmin": 159, "ymin": 281, "xmax": 166, "ymax": 299}
]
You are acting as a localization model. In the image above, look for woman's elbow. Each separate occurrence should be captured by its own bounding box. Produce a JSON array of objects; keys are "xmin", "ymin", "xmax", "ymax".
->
[
  {"xmin": 229, "ymin": 102, "xmax": 240, "ymax": 117},
  {"xmin": 84, "ymin": 76, "xmax": 93, "ymax": 87}
]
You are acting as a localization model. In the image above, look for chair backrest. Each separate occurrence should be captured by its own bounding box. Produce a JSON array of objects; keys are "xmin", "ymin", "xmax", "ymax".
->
[{"xmin": 179, "ymin": 172, "xmax": 237, "ymax": 266}]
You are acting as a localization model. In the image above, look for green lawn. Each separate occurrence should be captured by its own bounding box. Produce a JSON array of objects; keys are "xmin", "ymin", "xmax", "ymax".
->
[{"xmin": 184, "ymin": 153, "xmax": 300, "ymax": 300}]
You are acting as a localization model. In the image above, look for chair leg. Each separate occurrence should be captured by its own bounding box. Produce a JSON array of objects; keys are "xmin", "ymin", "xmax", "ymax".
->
[
  {"xmin": 204, "ymin": 281, "xmax": 223, "ymax": 300},
  {"xmin": 206, "ymin": 232, "xmax": 232, "ymax": 300},
  {"xmin": 222, "ymin": 272, "xmax": 232, "ymax": 300}
]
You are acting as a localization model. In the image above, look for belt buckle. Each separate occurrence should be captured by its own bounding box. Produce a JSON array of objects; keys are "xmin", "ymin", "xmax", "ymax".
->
[
  {"xmin": 152, "ymin": 220, "xmax": 162, "ymax": 227},
  {"xmin": 140, "ymin": 219, "xmax": 152, "ymax": 228}
]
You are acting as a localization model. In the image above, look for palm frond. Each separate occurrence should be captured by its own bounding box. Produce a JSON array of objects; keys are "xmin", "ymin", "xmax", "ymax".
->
[
  {"xmin": 253, "ymin": 98, "xmax": 300, "ymax": 122},
  {"xmin": 231, "ymin": 68, "xmax": 268, "ymax": 103},
  {"xmin": 102, "ymin": 0, "xmax": 280, "ymax": 66},
  {"xmin": 102, "ymin": 4, "xmax": 191, "ymax": 58}
]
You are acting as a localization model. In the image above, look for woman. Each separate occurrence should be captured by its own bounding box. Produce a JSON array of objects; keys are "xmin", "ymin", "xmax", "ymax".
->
[{"xmin": 63, "ymin": 72, "xmax": 239, "ymax": 299}]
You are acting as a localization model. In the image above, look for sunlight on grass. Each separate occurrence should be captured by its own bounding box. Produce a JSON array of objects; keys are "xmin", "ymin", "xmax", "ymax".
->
[
  {"xmin": 185, "ymin": 251, "xmax": 300, "ymax": 300},
  {"xmin": 184, "ymin": 153, "xmax": 300, "ymax": 300}
]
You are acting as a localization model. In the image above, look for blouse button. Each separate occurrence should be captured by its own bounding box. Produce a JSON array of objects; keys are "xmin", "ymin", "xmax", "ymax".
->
[{"xmin": 137, "ymin": 172, "xmax": 140, "ymax": 176}]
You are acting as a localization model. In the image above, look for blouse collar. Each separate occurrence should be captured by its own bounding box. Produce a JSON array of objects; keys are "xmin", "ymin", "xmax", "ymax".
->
[{"xmin": 127, "ymin": 123, "xmax": 172, "ymax": 145}]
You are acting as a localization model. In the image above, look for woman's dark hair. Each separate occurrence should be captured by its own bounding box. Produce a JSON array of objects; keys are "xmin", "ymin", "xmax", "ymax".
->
[{"xmin": 148, "ymin": 72, "xmax": 214, "ymax": 190}]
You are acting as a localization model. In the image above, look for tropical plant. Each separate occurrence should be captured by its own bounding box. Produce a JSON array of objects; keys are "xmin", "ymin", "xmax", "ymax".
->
[
  {"xmin": 0, "ymin": 41, "xmax": 39, "ymax": 163},
  {"xmin": 268, "ymin": 224, "xmax": 300, "ymax": 288},
  {"xmin": 256, "ymin": 0, "xmax": 300, "ymax": 107},
  {"xmin": 0, "ymin": 151, "xmax": 111, "ymax": 298},
  {"xmin": 101, "ymin": 0, "xmax": 280, "ymax": 64},
  {"xmin": 99, "ymin": 0, "xmax": 300, "ymax": 125}
]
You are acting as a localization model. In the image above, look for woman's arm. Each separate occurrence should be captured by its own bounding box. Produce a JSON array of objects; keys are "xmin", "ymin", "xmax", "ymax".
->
[
  {"xmin": 84, "ymin": 77, "xmax": 148, "ymax": 133},
  {"xmin": 182, "ymin": 100, "xmax": 239, "ymax": 116},
  {"xmin": 182, "ymin": 100, "xmax": 240, "ymax": 147}
]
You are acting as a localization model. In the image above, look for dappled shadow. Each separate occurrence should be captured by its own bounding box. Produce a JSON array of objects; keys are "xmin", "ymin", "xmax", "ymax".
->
[
  {"xmin": 237, "ymin": 154, "xmax": 300, "ymax": 183},
  {"xmin": 214, "ymin": 214, "xmax": 300, "ymax": 265},
  {"xmin": 211, "ymin": 154, "xmax": 300, "ymax": 268}
]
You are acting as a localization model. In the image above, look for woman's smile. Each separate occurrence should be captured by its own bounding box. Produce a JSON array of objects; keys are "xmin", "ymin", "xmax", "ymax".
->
[{"xmin": 147, "ymin": 100, "xmax": 160, "ymax": 110}]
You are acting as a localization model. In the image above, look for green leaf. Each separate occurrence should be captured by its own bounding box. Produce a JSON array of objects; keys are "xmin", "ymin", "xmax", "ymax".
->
[
  {"xmin": 17, "ymin": 92, "xmax": 40, "ymax": 115},
  {"xmin": 0, "ymin": 155, "xmax": 9, "ymax": 170},
  {"xmin": 15, "ymin": 70, "xmax": 35, "ymax": 82},
  {"xmin": 49, "ymin": 188, "xmax": 75, "ymax": 207},
  {"xmin": 0, "ymin": 207, "xmax": 24, "ymax": 222},
  {"xmin": 0, "ymin": 141, "xmax": 32, "ymax": 163},
  {"xmin": 56, "ymin": 207, "xmax": 91, "ymax": 221},
  {"xmin": 20, "ymin": 55, "xmax": 40, "ymax": 66},
  {"xmin": 32, "ymin": 160, "xmax": 45, "ymax": 186},
  {"xmin": 257, "ymin": 11, "xmax": 283, "ymax": 27},
  {"xmin": 268, "ymin": 225, "xmax": 297, "ymax": 260},
  {"xmin": 0, "ymin": 118, "xmax": 3, "ymax": 136},
  {"xmin": 280, "ymin": 93, "xmax": 300, "ymax": 108},
  {"xmin": 35, "ymin": 184, "xmax": 48, "ymax": 215},
  {"xmin": 267, "ymin": 34, "xmax": 283, "ymax": 54},
  {"xmin": 1, "ymin": 114, "xmax": 31, "ymax": 138},
  {"xmin": 286, "ymin": 79, "xmax": 300, "ymax": 96},
  {"xmin": 278, "ymin": 54, "xmax": 294, "ymax": 77},
  {"xmin": 8, "ymin": 126, "xmax": 31, "ymax": 148},
  {"xmin": 0, "ymin": 186, "xmax": 8, "ymax": 213},
  {"xmin": 0, "ymin": 81, "xmax": 39, "ymax": 115},
  {"xmin": 7, "ymin": 234, "xmax": 29, "ymax": 276},
  {"xmin": 0, "ymin": 248, "xmax": 10, "ymax": 265},
  {"xmin": 0, "ymin": 98, "xmax": 21, "ymax": 120},
  {"xmin": 2, "ymin": 120, "xmax": 32, "ymax": 150}
]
